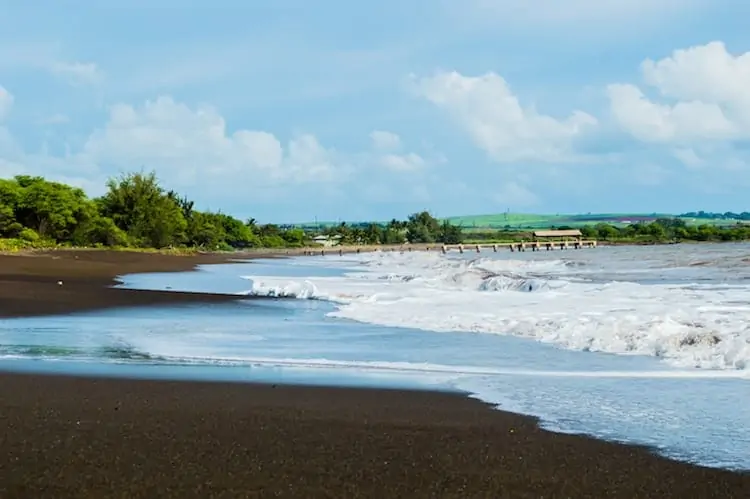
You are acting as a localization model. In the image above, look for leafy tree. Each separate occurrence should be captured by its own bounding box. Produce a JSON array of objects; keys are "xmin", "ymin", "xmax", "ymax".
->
[
  {"xmin": 580, "ymin": 226, "xmax": 597, "ymax": 239},
  {"xmin": 381, "ymin": 228, "xmax": 406, "ymax": 244},
  {"xmin": 281, "ymin": 228, "xmax": 306, "ymax": 247},
  {"xmin": 388, "ymin": 218, "xmax": 406, "ymax": 231},
  {"xmin": 13, "ymin": 175, "xmax": 92, "ymax": 241},
  {"xmin": 18, "ymin": 227, "xmax": 40, "ymax": 242},
  {"xmin": 5, "ymin": 170, "xmax": 750, "ymax": 250},
  {"xmin": 186, "ymin": 211, "xmax": 226, "ymax": 248},
  {"xmin": 167, "ymin": 190, "xmax": 195, "ymax": 220},
  {"xmin": 406, "ymin": 211, "xmax": 441, "ymax": 243},
  {"xmin": 0, "ymin": 179, "xmax": 23, "ymax": 236},
  {"xmin": 438, "ymin": 220, "xmax": 464, "ymax": 244},
  {"xmin": 73, "ymin": 215, "xmax": 130, "ymax": 247},
  {"xmin": 595, "ymin": 223, "xmax": 619, "ymax": 241},
  {"xmin": 217, "ymin": 214, "xmax": 258, "ymax": 247},
  {"xmin": 98, "ymin": 171, "xmax": 187, "ymax": 248},
  {"xmin": 363, "ymin": 223, "xmax": 383, "ymax": 244}
]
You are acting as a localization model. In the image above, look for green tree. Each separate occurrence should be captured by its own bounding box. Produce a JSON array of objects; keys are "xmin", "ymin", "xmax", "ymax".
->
[
  {"xmin": 73, "ymin": 215, "xmax": 130, "ymax": 247},
  {"xmin": 217, "ymin": 213, "xmax": 258, "ymax": 247},
  {"xmin": 281, "ymin": 228, "xmax": 306, "ymax": 247},
  {"xmin": 595, "ymin": 223, "xmax": 619, "ymax": 241},
  {"xmin": 406, "ymin": 211, "xmax": 441, "ymax": 243},
  {"xmin": 13, "ymin": 175, "xmax": 93, "ymax": 241},
  {"xmin": 0, "ymin": 179, "xmax": 23, "ymax": 236},
  {"xmin": 186, "ymin": 211, "xmax": 226, "ymax": 248},
  {"xmin": 98, "ymin": 171, "xmax": 187, "ymax": 248},
  {"xmin": 363, "ymin": 223, "xmax": 383, "ymax": 245},
  {"xmin": 381, "ymin": 227, "xmax": 406, "ymax": 244},
  {"xmin": 438, "ymin": 220, "xmax": 463, "ymax": 244},
  {"xmin": 167, "ymin": 190, "xmax": 195, "ymax": 220},
  {"xmin": 580, "ymin": 226, "xmax": 597, "ymax": 239}
]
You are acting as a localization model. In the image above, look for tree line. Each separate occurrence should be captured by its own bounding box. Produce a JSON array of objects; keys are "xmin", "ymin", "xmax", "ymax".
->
[
  {"xmin": 3, "ymin": 172, "xmax": 747, "ymax": 250},
  {"xmin": 579, "ymin": 218, "xmax": 750, "ymax": 242},
  {"xmin": 319, "ymin": 211, "xmax": 464, "ymax": 245},
  {"xmin": 0, "ymin": 172, "xmax": 308, "ymax": 250},
  {"xmin": 679, "ymin": 211, "xmax": 750, "ymax": 221},
  {"xmin": 0, "ymin": 172, "xmax": 465, "ymax": 250}
]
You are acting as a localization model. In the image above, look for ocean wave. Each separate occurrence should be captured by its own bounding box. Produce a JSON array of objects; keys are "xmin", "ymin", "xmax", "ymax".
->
[
  {"xmin": 7, "ymin": 344, "xmax": 746, "ymax": 379},
  {"xmin": 0, "ymin": 342, "xmax": 164, "ymax": 363},
  {"xmin": 242, "ymin": 251, "xmax": 750, "ymax": 371}
]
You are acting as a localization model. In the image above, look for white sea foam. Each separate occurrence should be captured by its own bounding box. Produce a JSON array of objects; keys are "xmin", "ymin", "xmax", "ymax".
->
[{"xmin": 243, "ymin": 251, "xmax": 750, "ymax": 370}]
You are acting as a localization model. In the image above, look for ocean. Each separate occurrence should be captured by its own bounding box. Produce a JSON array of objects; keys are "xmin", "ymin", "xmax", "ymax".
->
[{"xmin": 1, "ymin": 243, "xmax": 749, "ymax": 471}]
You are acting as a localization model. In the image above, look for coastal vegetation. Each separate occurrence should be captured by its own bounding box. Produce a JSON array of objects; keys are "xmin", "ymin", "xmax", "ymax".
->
[
  {"xmin": 445, "ymin": 212, "xmax": 750, "ymax": 229},
  {"xmin": 1, "ymin": 172, "xmax": 750, "ymax": 252},
  {"xmin": 579, "ymin": 218, "xmax": 750, "ymax": 243},
  {"xmin": 0, "ymin": 172, "xmax": 460, "ymax": 251}
]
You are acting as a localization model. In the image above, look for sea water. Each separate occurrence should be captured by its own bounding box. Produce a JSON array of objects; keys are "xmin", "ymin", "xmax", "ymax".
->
[{"xmin": 1, "ymin": 244, "xmax": 749, "ymax": 470}]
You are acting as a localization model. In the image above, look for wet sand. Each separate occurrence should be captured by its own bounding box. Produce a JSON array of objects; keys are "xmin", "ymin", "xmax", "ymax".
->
[
  {"xmin": 0, "ymin": 250, "xmax": 747, "ymax": 498},
  {"xmin": 0, "ymin": 249, "xmax": 243, "ymax": 318}
]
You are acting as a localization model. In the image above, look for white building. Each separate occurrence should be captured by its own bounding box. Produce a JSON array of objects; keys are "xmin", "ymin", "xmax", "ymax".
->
[{"xmin": 312, "ymin": 234, "xmax": 342, "ymax": 247}]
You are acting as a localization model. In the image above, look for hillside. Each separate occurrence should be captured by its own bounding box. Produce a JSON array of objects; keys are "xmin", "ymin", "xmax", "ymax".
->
[
  {"xmin": 445, "ymin": 213, "xmax": 672, "ymax": 230},
  {"xmin": 289, "ymin": 212, "xmax": 748, "ymax": 231}
]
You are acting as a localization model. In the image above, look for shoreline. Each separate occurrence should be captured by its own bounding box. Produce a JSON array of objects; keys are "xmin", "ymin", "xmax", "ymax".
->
[
  {"xmin": 1, "ymin": 249, "xmax": 749, "ymax": 496},
  {"xmin": 4, "ymin": 236, "xmax": 741, "ymax": 260},
  {"xmin": 0, "ymin": 371, "xmax": 747, "ymax": 498},
  {"xmin": 0, "ymin": 249, "xmax": 250, "ymax": 319}
]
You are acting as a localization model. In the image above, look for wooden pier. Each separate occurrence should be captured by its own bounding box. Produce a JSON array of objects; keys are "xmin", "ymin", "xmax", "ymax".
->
[
  {"xmin": 441, "ymin": 239, "xmax": 597, "ymax": 253},
  {"xmin": 301, "ymin": 240, "xmax": 597, "ymax": 256},
  {"xmin": 300, "ymin": 229, "xmax": 597, "ymax": 256}
]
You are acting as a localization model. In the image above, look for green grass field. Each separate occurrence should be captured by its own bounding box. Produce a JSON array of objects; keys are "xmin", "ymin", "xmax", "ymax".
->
[
  {"xmin": 446, "ymin": 213, "xmax": 673, "ymax": 229},
  {"xmin": 290, "ymin": 213, "xmax": 746, "ymax": 231}
]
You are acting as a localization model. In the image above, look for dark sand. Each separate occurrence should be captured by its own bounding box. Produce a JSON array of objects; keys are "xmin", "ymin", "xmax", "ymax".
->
[
  {"xmin": 0, "ymin": 249, "xmax": 242, "ymax": 318},
  {"xmin": 0, "ymin": 250, "xmax": 748, "ymax": 498}
]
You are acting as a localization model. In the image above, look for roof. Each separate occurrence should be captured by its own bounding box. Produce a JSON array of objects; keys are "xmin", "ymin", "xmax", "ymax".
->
[{"xmin": 533, "ymin": 229, "xmax": 582, "ymax": 237}]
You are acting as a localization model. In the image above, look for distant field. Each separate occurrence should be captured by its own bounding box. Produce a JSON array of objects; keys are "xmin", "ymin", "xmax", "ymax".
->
[
  {"xmin": 289, "ymin": 213, "xmax": 746, "ymax": 230},
  {"xmin": 446, "ymin": 213, "xmax": 674, "ymax": 229},
  {"xmin": 445, "ymin": 213, "xmax": 747, "ymax": 229}
]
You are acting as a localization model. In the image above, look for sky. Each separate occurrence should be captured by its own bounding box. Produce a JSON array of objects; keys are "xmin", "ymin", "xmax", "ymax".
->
[{"xmin": 2, "ymin": 1, "xmax": 750, "ymax": 223}]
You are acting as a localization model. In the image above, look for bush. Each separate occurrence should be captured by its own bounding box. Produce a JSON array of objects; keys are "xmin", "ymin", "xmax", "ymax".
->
[
  {"xmin": 18, "ymin": 228, "xmax": 40, "ymax": 242},
  {"xmin": 74, "ymin": 216, "xmax": 130, "ymax": 247}
]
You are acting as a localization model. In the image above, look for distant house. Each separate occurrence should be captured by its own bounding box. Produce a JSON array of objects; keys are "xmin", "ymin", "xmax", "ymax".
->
[
  {"xmin": 532, "ymin": 229, "xmax": 583, "ymax": 241},
  {"xmin": 312, "ymin": 234, "xmax": 342, "ymax": 247}
]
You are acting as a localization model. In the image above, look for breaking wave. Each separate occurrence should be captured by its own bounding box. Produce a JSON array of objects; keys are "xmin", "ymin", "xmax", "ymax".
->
[
  {"xmin": 243, "ymin": 251, "xmax": 750, "ymax": 371},
  {"xmin": 0, "ymin": 342, "xmax": 164, "ymax": 363}
]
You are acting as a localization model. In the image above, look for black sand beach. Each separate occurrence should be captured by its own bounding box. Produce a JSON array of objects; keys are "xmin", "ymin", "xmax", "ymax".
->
[
  {"xmin": 0, "ymin": 250, "xmax": 748, "ymax": 498},
  {"xmin": 0, "ymin": 250, "xmax": 241, "ymax": 318}
]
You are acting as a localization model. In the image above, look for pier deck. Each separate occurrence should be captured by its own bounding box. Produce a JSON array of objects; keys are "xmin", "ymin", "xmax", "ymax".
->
[{"xmin": 303, "ymin": 240, "xmax": 598, "ymax": 256}]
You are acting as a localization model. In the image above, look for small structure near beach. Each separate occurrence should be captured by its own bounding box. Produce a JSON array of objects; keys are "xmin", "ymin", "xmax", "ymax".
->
[
  {"xmin": 532, "ymin": 229, "xmax": 583, "ymax": 242},
  {"xmin": 312, "ymin": 234, "xmax": 342, "ymax": 247}
]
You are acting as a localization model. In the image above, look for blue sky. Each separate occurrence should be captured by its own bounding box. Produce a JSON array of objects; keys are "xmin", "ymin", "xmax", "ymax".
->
[{"xmin": 2, "ymin": 0, "xmax": 750, "ymax": 223}]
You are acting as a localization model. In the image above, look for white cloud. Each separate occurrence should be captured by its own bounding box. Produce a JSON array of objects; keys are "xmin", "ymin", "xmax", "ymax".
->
[
  {"xmin": 0, "ymin": 86, "xmax": 12, "ymax": 121},
  {"xmin": 366, "ymin": 129, "xmax": 430, "ymax": 172},
  {"xmin": 50, "ymin": 61, "xmax": 102, "ymax": 86},
  {"xmin": 80, "ymin": 96, "xmax": 343, "ymax": 187},
  {"xmin": 285, "ymin": 134, "xmax": 340, "ymax": 180},
  {"xmin": 641, "ymin": 42, "xmax": 750, "ymax": 106},
  {"xmin": 492, "ymin": 181, "xmax": 539, "ymax": 207},
  {"xmin": 380, "ymin": 152, "xmax": 426, "ymax": 172},
  {"xmin": 413, "ymin": 71, "xmax": 597, "ymax": 162},
  {"xmin": 0, "ymin": 91, "xmax": 444, "ymax": 209},
  {"xmin": 608, "ymin": 41, "xmax": 750, "ymax": 144},
  {"xmin": 607, "ymin": 83, "xmax": 737, "ymax": 143},
  {"xmin": 370, "ymin": 130, "xmax": 401, "ymax": 150},
  {"xmin": 672, "ymin": 147, "xmax": 704, "ymax": 169}
]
